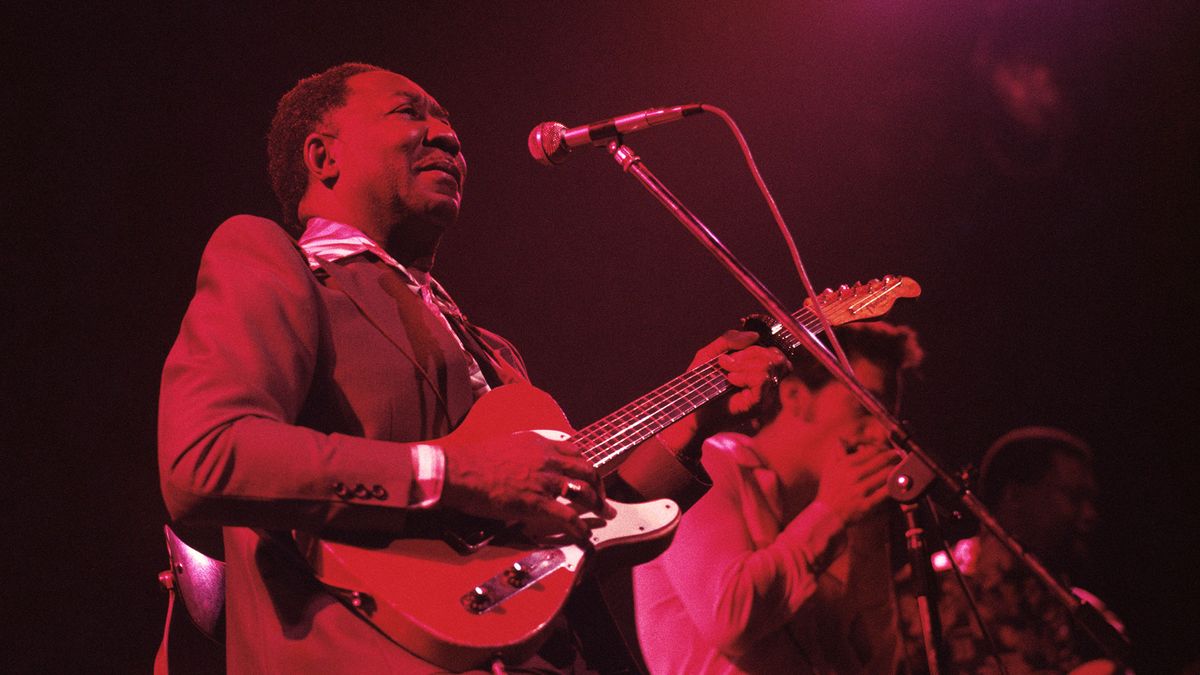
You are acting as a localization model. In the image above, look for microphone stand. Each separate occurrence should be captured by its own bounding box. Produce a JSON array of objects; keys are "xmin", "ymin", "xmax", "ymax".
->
[
  {"xmin": 899, "ymin": 499, "xmax": 947, "ymax": 674},
  {"xmin": 605, "ymin": 139, "xmax": 1132, "ymax": 668}
]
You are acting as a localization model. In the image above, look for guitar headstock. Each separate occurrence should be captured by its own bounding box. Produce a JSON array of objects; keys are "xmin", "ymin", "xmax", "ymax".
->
[{"xmin": 804, "ymin": 275, "xmax": 921, "ymax": 326}]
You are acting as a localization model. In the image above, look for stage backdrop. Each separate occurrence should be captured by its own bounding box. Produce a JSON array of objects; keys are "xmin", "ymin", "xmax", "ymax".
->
[{"xmin": 7, "ymin": 2, "xmax": 1198, "ymax": 672}]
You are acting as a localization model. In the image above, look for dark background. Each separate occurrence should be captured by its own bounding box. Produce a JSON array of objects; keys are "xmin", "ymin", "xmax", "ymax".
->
[{"xmin": 7, "ymin": 2, "xmax": 1198, "ymax": 672}]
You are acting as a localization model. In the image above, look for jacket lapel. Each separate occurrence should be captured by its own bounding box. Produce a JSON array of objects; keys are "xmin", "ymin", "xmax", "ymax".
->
[
  {"xmin": 317, "ymin": 256, "xmax": 476, "ymax": 426},
  {"xmin": 319, "ymin": 257, "xmax": 420, "ymax": 364}
]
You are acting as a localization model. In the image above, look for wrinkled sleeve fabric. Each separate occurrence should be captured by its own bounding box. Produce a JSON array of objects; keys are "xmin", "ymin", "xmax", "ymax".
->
[
  {"xmin": 652, "ymin": 437, "xmax": 845, "ymax": 657},
  {"xmin": 158, "ymin": 215, "xmax": 423, "ymax": 533}
]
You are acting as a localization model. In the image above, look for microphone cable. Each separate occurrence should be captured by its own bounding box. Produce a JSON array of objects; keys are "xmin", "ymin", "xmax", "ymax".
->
[{"xmin": 696, "ymin": 104, "xmax": 854, "ymax": 374}]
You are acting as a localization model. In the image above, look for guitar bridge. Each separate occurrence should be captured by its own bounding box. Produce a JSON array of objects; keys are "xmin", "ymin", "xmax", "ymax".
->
[{"xmin": 459, "ymin": 549, "xmax": 569, "ymax": 614}]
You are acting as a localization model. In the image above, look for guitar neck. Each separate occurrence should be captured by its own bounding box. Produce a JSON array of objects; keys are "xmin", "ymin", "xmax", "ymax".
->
[{"xmin": 573, "ymin": 305, "xmax": 827, "ymax": 472}]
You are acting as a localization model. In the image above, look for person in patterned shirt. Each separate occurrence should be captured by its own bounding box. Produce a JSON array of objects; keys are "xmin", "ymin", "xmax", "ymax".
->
[{"xmin": 896, "ymin": 426, "xmax": 1127, "ymax": 674}]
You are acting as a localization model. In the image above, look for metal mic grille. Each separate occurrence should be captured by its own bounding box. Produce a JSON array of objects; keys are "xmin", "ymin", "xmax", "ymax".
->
[{"xmin": 527, "ymin": 122, "xmax": 569, "ymax": 165}]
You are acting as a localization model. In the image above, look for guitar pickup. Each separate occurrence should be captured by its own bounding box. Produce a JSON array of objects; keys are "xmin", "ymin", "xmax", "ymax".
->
[
  {"xmin": 459, "ymin": 549, "xmax": 568, "ymax": 614},
  {"xmin": 441, "ymin": 517, "xmax": 519, "ymax": 555}
]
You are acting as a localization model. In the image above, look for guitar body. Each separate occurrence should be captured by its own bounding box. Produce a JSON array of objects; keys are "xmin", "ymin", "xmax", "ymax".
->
[{"xmin": 301, "ymin": 383, "xmax": 681, "ymax": 671}]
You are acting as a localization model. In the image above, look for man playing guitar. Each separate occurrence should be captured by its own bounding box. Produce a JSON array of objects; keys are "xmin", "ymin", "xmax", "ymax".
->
[{"xmin": 158, "ymin": 63, "xmax": 787, "ymax": 673}]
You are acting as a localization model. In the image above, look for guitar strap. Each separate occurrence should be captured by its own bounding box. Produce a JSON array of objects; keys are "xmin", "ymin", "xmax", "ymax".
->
[{"xmin": 446, "ymin": 314, "xmax": 528, "ymax": 388}]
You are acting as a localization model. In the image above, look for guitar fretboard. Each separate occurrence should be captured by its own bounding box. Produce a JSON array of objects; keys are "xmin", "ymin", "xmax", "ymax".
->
[
  {"xmin": 572, "ymin": 307, "xmax": 824, "ymax": 471},
  {"xmin": 571, "ymin": 275, "xmax": 908, "ymax": 472}
]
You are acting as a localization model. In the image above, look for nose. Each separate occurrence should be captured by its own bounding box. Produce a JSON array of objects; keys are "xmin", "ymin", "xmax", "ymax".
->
[
  {"xmin": 1078, "ymin": 499, "xmax": 1099, "ymax": 533},
  {"xmin": 425, "ymin": 117, "xmax": 461, "ymax": 156}
]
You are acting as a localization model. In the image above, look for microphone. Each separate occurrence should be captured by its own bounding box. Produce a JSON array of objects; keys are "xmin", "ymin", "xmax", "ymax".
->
[{"xmin": 528, "ymin": 103, "xmax": 704, "ymax": 165}]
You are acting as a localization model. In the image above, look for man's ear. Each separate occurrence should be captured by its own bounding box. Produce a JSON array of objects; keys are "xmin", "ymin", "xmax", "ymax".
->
[
  {"xmin": 779, "ymin": 378, "xmax": 812, "ymax": 419},
  {"xmin": 303, "ymin": 132, "xmax": 339, "ymax": 187}
]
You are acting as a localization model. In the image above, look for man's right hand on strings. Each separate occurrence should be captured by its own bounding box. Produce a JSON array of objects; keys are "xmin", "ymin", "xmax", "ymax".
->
[{"xmin": 440, "ymin": 431, "xmax": 607, "ymax": 540}]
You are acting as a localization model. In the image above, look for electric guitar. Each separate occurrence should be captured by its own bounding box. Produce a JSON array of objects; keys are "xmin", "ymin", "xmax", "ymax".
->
[{"xmin": 300, "ymin": 275, "xmax": 921, "ymax": 671}]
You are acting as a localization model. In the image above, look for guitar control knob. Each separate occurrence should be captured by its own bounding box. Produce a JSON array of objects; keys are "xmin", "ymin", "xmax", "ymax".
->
[
  {"xmin": 466, "ymin": 586, "xmax": 491, "ymax": 611},
  {"xmin": 506, "ymin": 562, "xmax": 530, "ymax": 587}
]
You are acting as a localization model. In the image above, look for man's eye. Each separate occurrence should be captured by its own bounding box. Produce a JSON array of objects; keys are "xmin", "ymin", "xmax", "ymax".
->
[{"xmin": 393, "ymin": 106, "xmax": 420, "ymax": 117}]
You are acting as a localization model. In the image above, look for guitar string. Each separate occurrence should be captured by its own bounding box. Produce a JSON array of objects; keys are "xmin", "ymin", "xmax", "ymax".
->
[
  {"xmin": 573, "ymin": 305, "xmax": 836, "ymax": 466},
  {"xmin": 574, "ymin": 365, "xmax": 724, "ymax": 455},
  {"xmin": 583, "ymin": 354, "xmax": 726, "ymax": 428},
  {"xmin": 573, "ymin": 309, "xmax": 823, "ymax": 462},
  {"xmin": 575, "ymin": 364, "xmax": 727, "ymax": 463},
  {"xmin": 581, "ymin": 352, "xmax": 736, "ymax": 438},
  {"xmin": 586, "ymin": 376, "xmax": 737, "ymax": 467},
  {"xmin": 587, "ymin": 371, "xmax": 725, "ymax": 445},
  {"xmin": 573, "ymin": 283, "xmax": 897, "ymax": 465},
  {"xmin": 573, "ymin": 282, "xmax": 896, "ymax": 464}
]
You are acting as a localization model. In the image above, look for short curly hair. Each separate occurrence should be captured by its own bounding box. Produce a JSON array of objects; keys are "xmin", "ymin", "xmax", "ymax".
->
[
  {"xmin": 266, "ymin": 62, "xmax": 383, "ymax": 234},
  {"xmin": 760, "ymin": 321, "xmax": 924, "ymax": 424},
  {"xmin": 789, "ymin": 321, "xmax": 924, "ymax": 393}
]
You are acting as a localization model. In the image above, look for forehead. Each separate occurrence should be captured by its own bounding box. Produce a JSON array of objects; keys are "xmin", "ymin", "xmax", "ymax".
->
[
  {"xmin": 1048, "ymin": 453, "xmax": 1096, "ymax": 487},
  {"xmin": 342, "ymin": 70, "xmax": 441, "ymax": 111},
  {"xmin": 848, "ymin": 357, "xmax": 887, "ymax": 389},
  {"xmin": 828, "ymin": 356, "xmax": 898, "ymax": 409}
]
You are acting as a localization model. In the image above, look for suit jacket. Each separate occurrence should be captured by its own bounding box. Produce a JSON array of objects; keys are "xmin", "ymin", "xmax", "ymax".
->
[
  {"xmin": 159, "ymin": 215, "xmax": 535, "ymax": 672},
  {"xmin": 159, "ymin": 215, "xmax": 705, "ymax": 673}
]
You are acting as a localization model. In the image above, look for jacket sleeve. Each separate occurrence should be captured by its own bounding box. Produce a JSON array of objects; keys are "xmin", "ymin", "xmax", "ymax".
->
[
  {"xmin": 158, "ymin": 215, "xmax": 425, "ymax": 534},
  {"xmin": 650, "ymin": 438, "xmax": 846, "ymax": 657}
]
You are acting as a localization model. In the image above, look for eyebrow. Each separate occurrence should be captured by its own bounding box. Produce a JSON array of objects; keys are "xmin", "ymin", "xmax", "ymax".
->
[{"xmin": 388, "ymin": 92, "xmax": 450, "ymax": 120}]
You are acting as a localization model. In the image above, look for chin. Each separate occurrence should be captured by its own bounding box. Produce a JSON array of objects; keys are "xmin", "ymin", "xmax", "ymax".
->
[{"xmin": 424, "ymin": 203, "xmax": 460, "ymax": 230}]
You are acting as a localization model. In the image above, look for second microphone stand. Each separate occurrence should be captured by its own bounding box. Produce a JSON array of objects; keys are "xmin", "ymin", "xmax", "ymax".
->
[{"xmin": 605, "ymin": 138, "xmax": 1131, "ymax": 669}]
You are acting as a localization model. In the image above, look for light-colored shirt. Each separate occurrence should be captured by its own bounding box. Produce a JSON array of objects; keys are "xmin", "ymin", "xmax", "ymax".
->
[{"xmin": 633, "ymin": 432, "xmax": 897, "ymax": 674}]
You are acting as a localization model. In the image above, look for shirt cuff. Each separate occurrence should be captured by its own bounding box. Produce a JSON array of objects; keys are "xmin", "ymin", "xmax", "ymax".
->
[{"xmin": 409, "ymin": 443, "xmax": 445, "ymax": 508}]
